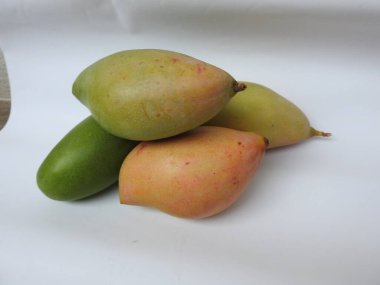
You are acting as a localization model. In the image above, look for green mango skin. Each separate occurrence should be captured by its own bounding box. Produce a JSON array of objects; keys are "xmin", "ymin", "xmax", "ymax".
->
[
  {"xmin": 72, "ymin": 49, "xmax": 244, "ymax": 141},
  {"xmin": 206, "ymin": 82, "xmax": 330, "ymax": 148},
  {"xmin": 37, "ymin": 116, "xmax": 138, "ymax": 201}
]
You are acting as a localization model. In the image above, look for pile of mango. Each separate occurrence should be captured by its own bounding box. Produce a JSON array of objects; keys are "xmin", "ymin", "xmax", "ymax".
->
[{"xmin": 37, "ymin": 49, "xmax": 330, "ymax": 219}]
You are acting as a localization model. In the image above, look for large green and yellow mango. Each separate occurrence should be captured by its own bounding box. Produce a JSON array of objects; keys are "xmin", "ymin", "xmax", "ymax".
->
[{"xmin": 72, "ymin": 49, "xmax": 245, "ymax": 141}]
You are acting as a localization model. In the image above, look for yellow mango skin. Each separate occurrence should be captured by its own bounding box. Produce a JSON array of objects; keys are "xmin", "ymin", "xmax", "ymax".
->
[
  {"xmin": 73, "ymin": 49, "xmax": 243, "ymax": 141},
  {"xmin": 206, "ymin": 82, "xmax": 329, "ymax": 148},
  {"xmin": 119, "ymin": 126, "xmax": 266, "ymax": 219}
]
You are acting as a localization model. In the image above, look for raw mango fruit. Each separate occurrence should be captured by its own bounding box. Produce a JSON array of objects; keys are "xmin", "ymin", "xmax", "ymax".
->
[
  {"xmin": 72, "ymin": 49, "xmax": 246, "ymax": 141},
  {"xmin": 37, "ymin": 116, "xmax": 138, "ymax": 201},
  {"xmin": 206, "ymin": 82, "xmax": 330, "ymax": 148},
  {"xmin": 119, "ymin": 126, "xmax": 267, "ymax": 219}
]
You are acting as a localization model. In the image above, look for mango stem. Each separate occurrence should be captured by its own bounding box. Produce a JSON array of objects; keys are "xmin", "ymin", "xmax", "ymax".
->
[
  {"xmin": 233, "ymin": 82, "xmax": 247, "ymax": 93},
  {"xmin": 311, "ymin": 128, "xmax": 332, "ymax": 137}
]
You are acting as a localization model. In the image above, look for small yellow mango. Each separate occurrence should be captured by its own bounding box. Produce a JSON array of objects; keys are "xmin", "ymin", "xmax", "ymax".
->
[{"xmin": 206, "ymin": 82, "xmax": 330, "ymax": 148}]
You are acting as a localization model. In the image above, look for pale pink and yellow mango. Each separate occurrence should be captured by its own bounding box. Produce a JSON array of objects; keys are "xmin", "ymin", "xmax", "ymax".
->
[{"xmin": 119, "ymin": 126, "xmax": 266, "ymax": 219}]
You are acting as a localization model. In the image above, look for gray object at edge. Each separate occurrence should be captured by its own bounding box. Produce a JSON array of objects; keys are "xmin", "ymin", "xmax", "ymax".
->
[{"xmin": 0, "ymin": 49, "xmax": 11, "ymax": 130}]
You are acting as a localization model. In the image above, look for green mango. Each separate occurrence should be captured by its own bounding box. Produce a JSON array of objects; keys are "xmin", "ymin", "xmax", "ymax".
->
[
  {"xmin": 37, "ymin": 116, "xmax": 138, "ymax": 201},
  {"xmin": 206, "ymin": 82, "xmax": 330, "ymax": 148},
  {"xmin": 72, "ymin": 49, "xmax": 245, "ymax": 141}
]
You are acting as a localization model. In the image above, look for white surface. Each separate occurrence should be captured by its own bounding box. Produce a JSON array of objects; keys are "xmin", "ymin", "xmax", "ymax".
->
[{"xmin": 1, "ymin": 1, "xmax": 380, "ymax": 284}]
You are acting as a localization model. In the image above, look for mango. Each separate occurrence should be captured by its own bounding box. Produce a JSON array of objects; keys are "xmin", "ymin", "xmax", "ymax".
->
[
  {"xmin": 119, "ymin": 126, "xmax": 267, "ymax": 219},
  {"xmin": 37, "ymin": 116, "xmax": 138, "ymax": 201},
  {"xmin": 206, "ymin": 82, "xmax": 330, "ymax": 148},
  {"xmin": 72, "ymin": 49, "xmax": 245, "ymax": 141}
]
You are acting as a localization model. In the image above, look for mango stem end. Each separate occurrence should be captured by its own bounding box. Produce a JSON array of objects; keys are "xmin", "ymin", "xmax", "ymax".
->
[
  {"xmin": 263, "ymin": 137, "xmax": 270, "ymax": 147},
  {"xmin": 233, "ymin": 82, "xmax": 246, "ymax": 93}
]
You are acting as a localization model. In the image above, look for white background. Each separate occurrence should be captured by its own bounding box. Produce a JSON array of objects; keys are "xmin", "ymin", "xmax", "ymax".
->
[{"xmin": 1, "ymin": 1, "xmax": 380, "ymax": 284}]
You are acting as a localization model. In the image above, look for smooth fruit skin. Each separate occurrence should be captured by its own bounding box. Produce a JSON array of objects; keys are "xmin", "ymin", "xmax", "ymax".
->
[
  {"xmin": 119, "ymin": 126, "xmax": 266, "ymax": 219},
  {"xmin": 206, "ymin": 82, "xmax": 330, "ymax": 148},
  {"xmin": 37, "ymin": 116, "xmax": 138, "ymax": 201},
  {"xmin": 72, "ymin": 49, "xmax": 245, "ymax": 141}
]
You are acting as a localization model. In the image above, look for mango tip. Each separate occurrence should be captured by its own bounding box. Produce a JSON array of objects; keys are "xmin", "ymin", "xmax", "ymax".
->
[{"xmin": 311, "ymin": 128, "xmax": 332, "ymax": 137}]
